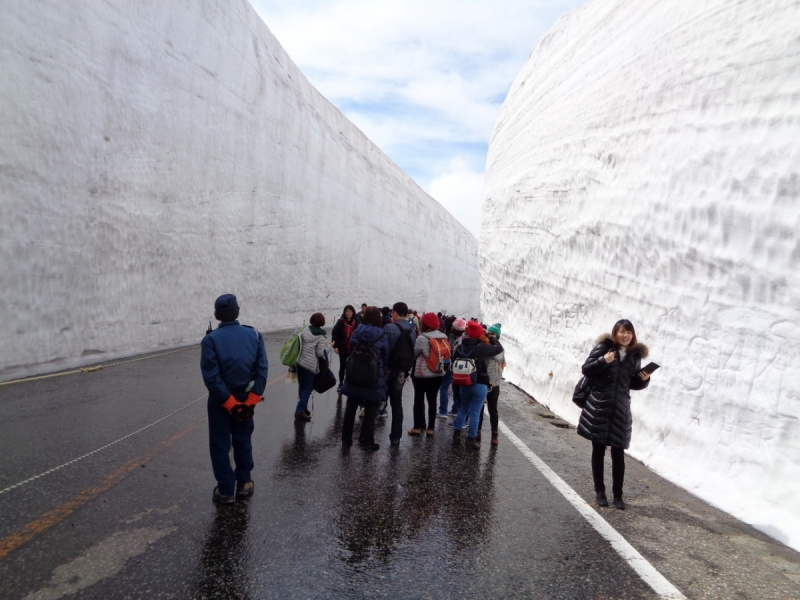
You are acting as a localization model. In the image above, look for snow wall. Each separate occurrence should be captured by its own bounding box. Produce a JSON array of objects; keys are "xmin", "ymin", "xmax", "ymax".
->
[
  {"xmin": 482, "ymin": 0, "xmax": 800, "ymax": 550},
  {"xmin": 0, "ymin": 0, "xmax": 480, "ymax": 382}
]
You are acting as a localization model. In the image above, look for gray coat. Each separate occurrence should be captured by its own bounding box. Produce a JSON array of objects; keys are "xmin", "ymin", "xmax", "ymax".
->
[
  {"xmin": 413, "ymin": 330, "xmax": 450, "ymax": 378},
  {"xmin": 297, "ymin": 328, "xmax": 326, "ymax": 374}
]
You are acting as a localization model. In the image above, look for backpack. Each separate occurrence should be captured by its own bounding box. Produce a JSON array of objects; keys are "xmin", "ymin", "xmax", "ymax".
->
[
  {"xmin": 425, "ymin": 337, "xmax": 451, "ymax": 375},
  {"xmin": 346, "ymin": 342, "xmax": 380, "ymax": 387},
  {"xmin": 387, "ymin": 325, "xmax": 415, "ymax": 373},
  {"xmin": 280, "ymin": 325, "xmax": 306, "ymax": 367},
  {"xmin": 452, "ymin": 345, "xmax": 478, "ymax": 386}
]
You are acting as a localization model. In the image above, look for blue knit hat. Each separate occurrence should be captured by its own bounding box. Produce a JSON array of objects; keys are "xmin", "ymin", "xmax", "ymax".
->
[{"xmin": 214, "ymin": 294, "xmax": 239, "ymax": 311}]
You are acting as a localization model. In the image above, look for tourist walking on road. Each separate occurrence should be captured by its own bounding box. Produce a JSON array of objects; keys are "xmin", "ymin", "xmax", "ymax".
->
[
  {"xmin": 294, "ymin": 313, "xmax": 327, "ymax": 422},
  {"xmin": 331, "ymin": 305, "xmax": 357, "ymax": 394},
  {"xmin": 200, "ymin": 294, "xmax": 268, "ymax": 504},
  {"xmin": 452, "ymin": 321, "xmax": 503, "ymax": 451},
  {"xmin": 409, "ymin": 312, "xmax": 451, "ymax": 437},
  {"xmin": 341, "ymin": 306, "xmax": 389, "ymax": 451},
  {"xmin": 384, "ymin": 302, "xmax": 417, "ymax": 446},
  {"xmin": 478, "ymin": 323, "xmax": 505, "ymax": 445},
  {"xmin": 577, "ymin": 319, "xmax": 651, "ymax": 510}
]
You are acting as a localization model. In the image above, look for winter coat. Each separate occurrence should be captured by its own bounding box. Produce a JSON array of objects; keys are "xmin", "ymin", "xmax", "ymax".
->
[
  {"xmin": 453, "ymin": 337, "xmax": 504, "ymax": 386},
  {"xmin": 332, "ymin": 317, "xmax": 357, "ymax": 352},
  {"xmin": 201, "ymin": 321, "xmax": 269, "ymax": 405},
  {"xmin": 486, "ymin": 351, "xmax": 505, "ymax": 386},
  {"xmin": 296, "ymin": 328, "xmax": 327, "ymax": 374},
  {"xmin": 413, "ymin": 330, "xmax": 450, "ymax": 378},
  {"xmin": 577, "ymin": 334, "xmax": 650, "ymax": 449},
  {"xmin": 341, "ymin": 324, "xmax": 390, "ymax": 403}
]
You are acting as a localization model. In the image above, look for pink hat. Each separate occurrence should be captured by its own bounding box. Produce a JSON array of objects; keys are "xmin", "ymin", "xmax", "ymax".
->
[
  {"xmin": 453, "ymin": 318, "xmax": 467, "ymax": 331},
  {"xmin": 421, "ymin": 312, "xmax": 440, "ymax": 331}
]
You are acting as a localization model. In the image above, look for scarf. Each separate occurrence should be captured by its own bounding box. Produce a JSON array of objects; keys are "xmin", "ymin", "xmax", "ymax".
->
[
  {"xmin": 343, "ymin": 319, "xmax": 355, "ymax": 352},
  {"xmin": 309, "ymin": 325, "xmax": 326, "ymax": 337}
]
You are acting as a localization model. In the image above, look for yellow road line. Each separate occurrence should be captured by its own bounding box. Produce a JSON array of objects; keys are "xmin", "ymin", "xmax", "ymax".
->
[{"xmin": 0, "ymin": 417, "xmax": 205, "ymax": 561}]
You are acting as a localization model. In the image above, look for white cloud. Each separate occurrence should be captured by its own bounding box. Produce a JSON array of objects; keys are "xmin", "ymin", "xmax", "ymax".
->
[
  {"xmin": 250, "ymin": 0, "xmax": 588, "ymax": 236},
  {"xmin": 426, "ymin": 159, "xmax": 485, "ymax": 238}
]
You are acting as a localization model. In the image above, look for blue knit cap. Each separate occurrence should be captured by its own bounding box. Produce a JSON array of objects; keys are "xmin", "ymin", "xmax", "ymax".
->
[{"xmin": 214, "ymin": 294, "xmax": 239, "ymax": 311}]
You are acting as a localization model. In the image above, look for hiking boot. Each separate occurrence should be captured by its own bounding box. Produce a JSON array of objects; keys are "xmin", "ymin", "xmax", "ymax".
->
[
  {"xmin": 294, "ymin": 412, "xmax": 311, "ymax": 422},
  {"xmin": 425, "ymin": 428, "xmax": 434, "ymax": 436},
  {"xmin": 407, "ymin": 428, "xmax": 422, "ymax": 436},
  {"xmin": 476, "ymin": 431, "xmax": 482, "ymax": 442},
  {"xmin": 491, "ymin": 431, "xmax": 499, "ymax": 446},
  {"xmin": 465, "ymin": 437, "xmax": 480, "ymax": 451},
  {"xmin": 213, "ymin": 487, "xmax": 234, "ymax": 505},
  {"xmin": 237, "ymin": 481, "xmax": 254, "ymax": 497},
  {"xmin": 596, "ymin": 492, "xmax": 609, "ymax": 507},
  {"xmin": 613, "ymin": 496, "xmax": 626, "ymax": 510}
]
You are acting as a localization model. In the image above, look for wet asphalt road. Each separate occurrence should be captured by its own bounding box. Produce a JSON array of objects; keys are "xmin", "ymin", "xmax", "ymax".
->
[{"xmin": 1, "ymin": 333, "xmax": 799, "ymax": 599}]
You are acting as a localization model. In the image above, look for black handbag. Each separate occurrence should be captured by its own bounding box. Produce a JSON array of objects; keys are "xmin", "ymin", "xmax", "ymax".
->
[
  {"xmin": 313, "ymin": 356, "xmax": 337, "ymax": 394},
  {"xmin": 572, "ymin": 376, "xmax": 592, "ymax": 408}
]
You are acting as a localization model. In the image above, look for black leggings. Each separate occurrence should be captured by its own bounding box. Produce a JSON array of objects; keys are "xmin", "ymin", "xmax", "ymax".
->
[
  {"xmin": 411, "ymin": 376, "xmax": 442, "ymax": 430},
  {"xmin": 337, "ymin": 349, "xmax": 349, "ymax": 385},
  {"xmin": 478, "ymin": 384, "xmax": 499, "ymax": 432},
  {"xmin": 342, "ymin": 397, "xmax": 377, "ymax": 445},
  {"xmin": 592, "ymin": 443, "xmax": 625, "ymax": 497}
]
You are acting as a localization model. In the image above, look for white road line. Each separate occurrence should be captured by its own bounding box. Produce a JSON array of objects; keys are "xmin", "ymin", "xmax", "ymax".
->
[
  {"xmin": 498, "ymin": 419, "xmax": 686, "ymax": 600},
  {"xmin": 0, "ymin": 394, "xmax": 207, "ymax": 496}
]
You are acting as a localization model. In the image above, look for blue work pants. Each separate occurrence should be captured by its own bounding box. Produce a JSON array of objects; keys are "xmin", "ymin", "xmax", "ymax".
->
[{"xmin": 208, "ymin": 401, "xmax": 254, "ymax": 496}]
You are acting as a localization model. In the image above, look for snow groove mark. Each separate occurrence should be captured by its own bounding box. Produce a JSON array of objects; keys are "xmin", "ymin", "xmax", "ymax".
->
[{"xmin": 498, "ymin": 419, "xmax": 686, "ymax": 600}]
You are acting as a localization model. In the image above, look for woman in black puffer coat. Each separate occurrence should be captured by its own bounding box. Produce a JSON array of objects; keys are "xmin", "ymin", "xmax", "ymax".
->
[{"xmin": 577, "ymin": 319, "xmax": 651, "ymax": 510}]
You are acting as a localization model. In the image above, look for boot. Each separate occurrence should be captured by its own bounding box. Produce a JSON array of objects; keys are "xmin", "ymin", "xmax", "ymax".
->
[
  {"xmin": 465, "ymin": 436, "xmax": 480, "ymax": 451},
  {"xmin": 452, "ymin": 429, "xmax": 462, "ymax": 447},
  {"xmin": 475, "ymin": 431, "xmax": 482, "ymax": 442},
  {"xmin": 491, "ymin": 431, "xmax": 499, "ymax": 446},
  {"xmin": 596, "ymin": 492, "xmax": 609, "ymax": 507},
  {"xmin": 613, "ymin": 495, "xmax": 626, "ymax": 510}
]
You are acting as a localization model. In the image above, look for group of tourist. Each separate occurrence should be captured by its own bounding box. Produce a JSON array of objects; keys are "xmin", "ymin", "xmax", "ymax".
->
[{"xmin": 201, "ymin": 294, "xmax": 653, "ymax": 511}]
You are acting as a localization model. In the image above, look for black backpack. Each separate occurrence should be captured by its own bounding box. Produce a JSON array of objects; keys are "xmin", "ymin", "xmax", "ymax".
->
[
  {"xmin": 346, "ymin": 342, "xmax": 380, "ymax": 387},
  {"xmin": 387, "ymin": 326, "xmax": 415, "ymax": 373}
]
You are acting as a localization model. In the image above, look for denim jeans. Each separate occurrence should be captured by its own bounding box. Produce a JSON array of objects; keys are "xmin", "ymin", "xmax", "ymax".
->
[
  {"xmin": 208, "ymin": 400, "xmax": 254, "ymax": 496},
  {"xmin": 295, "ymin": 365, "xmax": 315, "ymax": 414},
  {"xmin": 453, "ymin": 383, "xmax": 488, "ymax": 439},
  {"xmin": 438, "ymin": 370, "xmax": 453, "ymax": 414}
]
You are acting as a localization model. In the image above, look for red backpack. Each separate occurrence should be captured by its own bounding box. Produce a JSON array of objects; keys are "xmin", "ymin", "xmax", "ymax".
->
[{"xmin": 424, "ymin": 337, "xmax": 451, "ymax": 375}]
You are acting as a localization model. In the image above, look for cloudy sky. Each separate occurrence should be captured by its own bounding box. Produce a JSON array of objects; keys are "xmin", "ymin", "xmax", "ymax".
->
[{"xmin": 251, "ymin": 0, "xmax": 588, "ymax": 238}]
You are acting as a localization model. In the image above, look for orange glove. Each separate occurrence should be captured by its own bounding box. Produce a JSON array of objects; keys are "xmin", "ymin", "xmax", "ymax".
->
[
  {"xmin": 244, "ymin": 392, "xmax": 263, "ymax": 407},
  {"xmin": 222, "ymin": 395, "xmax": 239, "ymax": 412}
]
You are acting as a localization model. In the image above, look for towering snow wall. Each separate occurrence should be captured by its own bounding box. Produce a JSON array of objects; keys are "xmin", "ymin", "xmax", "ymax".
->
[
  {"xmin": 483, "ymin": 0, "xmax": 800, "ymax": 550},
  {"xmin": 0, "ymin": 0, "xmax": 480, "ymax": 381}
]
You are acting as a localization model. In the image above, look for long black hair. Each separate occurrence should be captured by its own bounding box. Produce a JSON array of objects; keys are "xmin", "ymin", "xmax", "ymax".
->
[{"xmin": 342, "ymin": 305, "xmax": 357, "ymax": 321}]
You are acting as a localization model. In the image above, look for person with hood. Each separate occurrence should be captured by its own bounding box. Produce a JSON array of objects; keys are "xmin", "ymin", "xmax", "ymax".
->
[
  {"xmin": 331, "ymin": 305, "xmax": 358, "ymax": 394},
  {"xmin": 294, "ymin": 312, "xmax": 327, "ymax": 422},
  {"xmin": 577, "ymin": 319, "xmax": 651, "ymax": 510},
  {"xmin": 452, "ymin": 321, "xmax": 504, "ymax": 450},
  {"xmin": 341, "ymin": 306, "xmax": 389, "ymax": 451},
  {"xmin": 438, "ymin": 317, "xmax": 467, "ymax": 418},
  {"xmin": 408, "ymin": 312, "xmax": 451, "ymax": 436},
  {"xmin": 478, "ymin": 323, "xmax": 505, "ymax": 446}
]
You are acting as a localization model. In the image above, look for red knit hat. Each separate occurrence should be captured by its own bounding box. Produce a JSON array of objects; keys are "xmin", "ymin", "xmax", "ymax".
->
[
  {"xmin": 467, "ymin": 321, "xmax": 484, "ymax": 339},
  {"xmin": 421, "ymin": 312, "xmax": 440, "ymax": 331}
]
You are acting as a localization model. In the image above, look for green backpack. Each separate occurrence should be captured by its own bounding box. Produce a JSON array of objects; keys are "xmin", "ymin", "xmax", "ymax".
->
[{"xmin": 280, "ymin": 325, "xmax": 306, "ymax": 367}]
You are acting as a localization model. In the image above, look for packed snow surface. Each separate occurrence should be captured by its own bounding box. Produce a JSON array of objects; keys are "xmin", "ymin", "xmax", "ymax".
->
[
  {"xmin": 482, "ymin": 0, "xmax": 800, "ymax": 550},
  {"xmin": 0, "ymin": 0, "xmax": 480, "ymax": 381}
]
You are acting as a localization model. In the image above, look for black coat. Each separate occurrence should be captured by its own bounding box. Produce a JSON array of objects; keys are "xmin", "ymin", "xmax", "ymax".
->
[
  {"xmin": 577, "ymin": 334, "xmax": 650, "ymax": 449},
  {"xmin": 454, "ymin": 337, "xmax": 503, "ymax": 386},
  {"xmin": 331, "ymin": 317, "xmax": 357, "ymax": 351}
]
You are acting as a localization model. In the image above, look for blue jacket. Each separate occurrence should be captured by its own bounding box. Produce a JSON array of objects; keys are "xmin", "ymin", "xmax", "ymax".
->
[
  {"xmin": 384, "ymin": 318, "xmax": 417, "ymax": 374},
  {"xmin": 341, "ymin": 324, "xmax": 389, "ymax": 403},
  {"xmin": 201, "ymin": 321, "xmax": 268, "ymax": 405}
]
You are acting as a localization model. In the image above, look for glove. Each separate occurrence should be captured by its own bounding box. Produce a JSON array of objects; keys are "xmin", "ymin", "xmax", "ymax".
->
[{"xmin": 244, "ymin": 392, "xmax": 262, "ymax": 407}]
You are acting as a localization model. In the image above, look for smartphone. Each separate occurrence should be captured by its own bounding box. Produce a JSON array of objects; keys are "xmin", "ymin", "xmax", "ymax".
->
[{"xmin": 641, "ymin": 362, "xmax": 660, "ymax": 374}]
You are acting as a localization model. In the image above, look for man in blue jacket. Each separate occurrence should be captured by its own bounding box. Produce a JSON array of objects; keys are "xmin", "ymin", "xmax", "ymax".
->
[
  {"xmin": 384, "ymin": 302, "xmax": 417, "ymax": 447},
  {"xmin": 200, "ymin": 294, "xmax": 268, "ymax": 504}
]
